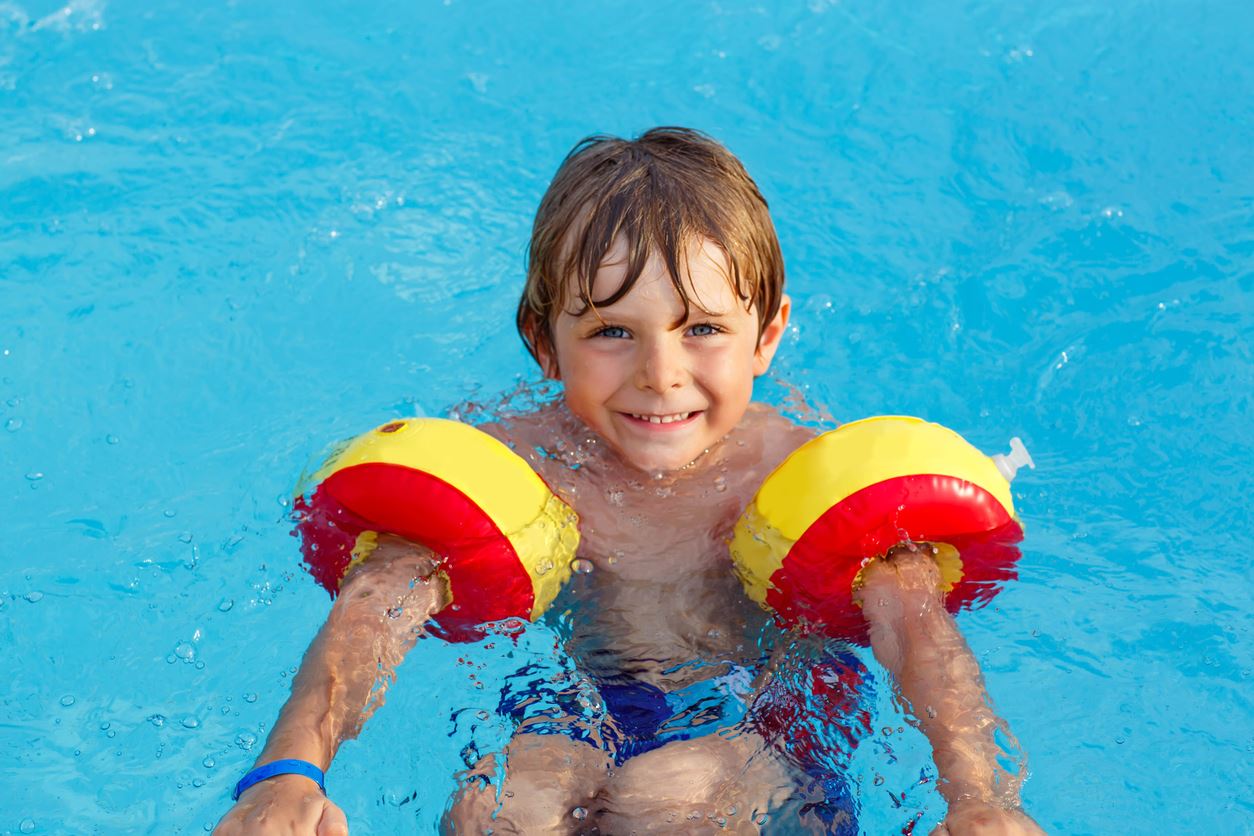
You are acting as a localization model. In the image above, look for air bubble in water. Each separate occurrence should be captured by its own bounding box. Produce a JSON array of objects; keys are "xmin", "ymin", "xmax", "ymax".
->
[
  {"xmin": 218, "ymin": 598, "xmax": 234, "ymax": 612},
  {"xmin": 25, "ymin": 591, "xmax": 44, "ymax": 603},
  {"xmin": 174, "ymin": 642, "xmax": 196, "ymax": 661},
  {"xmin": 572, "ymin": 559, "xmax": 594, "ymax": 574},
  {"xmin": 19, "ymin": 819, "xmax": 35, "ymax": 834},
  {"xmin": 60, "ymin": 695, "xmax": 75, "ymax": 707}
]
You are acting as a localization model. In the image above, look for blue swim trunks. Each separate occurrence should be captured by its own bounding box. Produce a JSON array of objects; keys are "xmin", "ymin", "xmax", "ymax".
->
[{"xmin": 496, "ymin": 650, "xmax": 869, "ymax": 835}]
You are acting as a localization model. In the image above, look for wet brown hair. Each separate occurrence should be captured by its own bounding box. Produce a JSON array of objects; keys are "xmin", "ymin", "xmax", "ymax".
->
[{"xmin": 516, "ymin": 127, "xmax": 785, "ymax": 366}]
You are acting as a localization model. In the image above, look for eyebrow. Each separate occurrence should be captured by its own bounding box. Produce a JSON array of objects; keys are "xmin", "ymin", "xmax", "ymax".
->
[{"xmin": 572, "ymin": 305, "xmax": 737, "ymax": 326}]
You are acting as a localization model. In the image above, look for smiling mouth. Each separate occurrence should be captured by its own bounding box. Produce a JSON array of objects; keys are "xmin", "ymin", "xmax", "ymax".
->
[{"xmin": 624, "ymin": 411, "xmax": 699, "ymax": 425}]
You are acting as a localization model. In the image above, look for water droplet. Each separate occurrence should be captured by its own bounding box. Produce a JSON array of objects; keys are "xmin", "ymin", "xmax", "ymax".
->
[
  {"xmin": 99, "ymin": 721, "xmax": 110, "ymax": 731},
  {"xmin": 1115, "ymin": 736, "xmax": 1125, "ymax": 745},
  {"xmin": 4, "ymin": 418, "xmax": 21, "ymax": 431},
  {"xmin": 217, "ymin": 598, "xmax": 234, "ymax": 612},
  {"xmin": 572, "ymin": 559, "xmax": 594, "ymax": 574},
  {"xmin": 535, "ymin": 559, "xmax": 554, "ymax": 576},
  {"xmin": 181, "ymin": 716, "xmax": 200, "ymax": 729},
  {"xmin": 19, "ymin": 819, "xmax": 35, "ymax": 834},
  {"xmin": 174, "ymin": 642, "xmax": 196, "ymax": 661},
  {"xmin": 571, "ymin": 807, "xmax": 588, "ymax": 820},
  {"xmin": 105, "ymin": 434, "xmax": 119, "ymax": 445},
  {"xmin": 873, "ymin": 774, "xmax": 885, "ymax": 786},
  {"xmin": 192, "ymin": 777, "xmax": 205, "ymax": 788},
  {"xmin": 163, "ymin": 509, "xmax": 177, "ymax": 518},
  {"xmin": 25, "ymin": 472, "xmax": 43, "ymax": 481},
  {"xmin": 24, "ymin": 591, "xmax": 44, "ymax": 603},
  {"xmin": 148, "ymin": 714, "xmax": 166, "ymax": 728},
  {"xmin": 235, "ymin": 732, "xmax": 257, "ymax": 750},
  {"xmin": 881, "ymin": 726, "xmax": 894, "ymax": 736},
  {"xmin": 60, "ymin": 695, "xmax": 75, "ymax": 707},
  {"xmin": 178, "ymin": 532, "xmax": 193, "ymax": 544},
  {"xmin": 243, "ymin": 693, "xmax": 257, "ymax": 703},
  {"xmin": 202, "ymin": 756, "xmax": 216, "ymax": 768}
]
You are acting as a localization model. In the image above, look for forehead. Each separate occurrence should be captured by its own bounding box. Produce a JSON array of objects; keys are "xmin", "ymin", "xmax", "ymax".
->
[{"xmin": 568, "ymin": 236, "xmax": 744, "ymax": 318}]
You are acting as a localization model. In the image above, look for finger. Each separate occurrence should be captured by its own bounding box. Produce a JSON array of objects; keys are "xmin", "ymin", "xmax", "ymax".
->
[{"xmin": 316, "ymin": 802, "xmax": 350, "ymax": 836}]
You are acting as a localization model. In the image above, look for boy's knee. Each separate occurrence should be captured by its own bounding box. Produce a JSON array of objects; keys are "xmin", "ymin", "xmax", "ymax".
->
[
  {"xmin": 598, "ymin": 734, "xmax": 791, "ymax": 833},
  {"xmin": 443, "ymin": 734, "xmax": 609, "ymax": 835}
]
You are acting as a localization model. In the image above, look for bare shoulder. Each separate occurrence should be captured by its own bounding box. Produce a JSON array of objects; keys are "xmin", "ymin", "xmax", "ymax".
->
[
  {"xmin": 474, "ymin": 402, "xmax": 572, "ymax": 484},
  {"xmin": 739, "ymin": 402, "xmax": 818, "ymax": 468}
]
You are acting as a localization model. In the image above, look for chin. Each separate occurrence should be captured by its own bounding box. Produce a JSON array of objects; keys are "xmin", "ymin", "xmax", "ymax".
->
[{"xmin": 620, "ymin": 445, "xmax": 709, "ymax": 473}]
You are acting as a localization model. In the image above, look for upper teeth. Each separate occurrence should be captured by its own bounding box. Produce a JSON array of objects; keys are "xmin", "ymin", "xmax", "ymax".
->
[{"xmin": 631, "ymin": 412, "xmax": 691, "ymax": 424}]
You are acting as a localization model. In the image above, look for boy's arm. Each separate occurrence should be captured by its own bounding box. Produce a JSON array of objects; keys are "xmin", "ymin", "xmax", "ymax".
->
[
  {"xmin": 856, "ymin": 544, "xmax": 1046, "ymax": 835},
  {"xmin": 214, "ymin": 535, "xmax": 449, "ymax": 835}
]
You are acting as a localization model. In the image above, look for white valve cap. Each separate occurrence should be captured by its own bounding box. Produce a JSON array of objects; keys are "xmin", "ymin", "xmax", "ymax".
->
[{"xmin": 992, "ymin": 437, "xmax": 1035, "ymax": 482}]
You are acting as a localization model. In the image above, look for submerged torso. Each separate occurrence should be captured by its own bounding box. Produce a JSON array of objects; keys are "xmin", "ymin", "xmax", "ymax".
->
[{"xmin": 488, "ymin": 401, "xmax": 813, "ymax": 691}]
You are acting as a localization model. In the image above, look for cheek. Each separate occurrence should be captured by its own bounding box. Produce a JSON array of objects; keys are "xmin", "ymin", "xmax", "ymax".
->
[
  {"xmin": 560, "ymin": 351, "xmax": 619, "ymax": 407},
  {"xmin": 700, "ymin": 349, "xmax": 756, "ymax": 411}
]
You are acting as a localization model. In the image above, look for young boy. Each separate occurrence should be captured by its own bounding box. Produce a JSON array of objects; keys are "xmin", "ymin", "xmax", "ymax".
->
[{"xmin": 213, "ymin": 128, "xmax": 1045, "ymax": 835}]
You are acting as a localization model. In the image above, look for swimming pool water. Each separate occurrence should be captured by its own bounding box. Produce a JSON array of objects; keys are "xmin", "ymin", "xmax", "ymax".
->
[{"xmin": 2, "ymin": 0, "xmax": 1252, "ymax": 832}]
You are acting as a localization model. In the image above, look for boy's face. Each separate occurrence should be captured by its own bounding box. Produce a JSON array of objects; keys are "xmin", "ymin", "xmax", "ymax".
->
[{"xmin": 539, "ymin": 237, "xmax": 790, "ymax": 472}]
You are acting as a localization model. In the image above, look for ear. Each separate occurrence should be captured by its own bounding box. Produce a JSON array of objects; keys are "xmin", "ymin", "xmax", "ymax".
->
[
  {"xmin": 536, "ymin": 342, "xmax": 561, "ymax": 380},
  {"xmin": 524, "ymin": 319, "xmax": 561, "ymax": 380},
  {"xmin": 752, "ymin": 294, "xmax": 790, "ymax": 376}
]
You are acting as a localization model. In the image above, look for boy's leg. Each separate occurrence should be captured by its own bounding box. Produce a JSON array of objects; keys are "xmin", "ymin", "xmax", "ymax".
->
[
  {"xmin": 442, "ymin": 732, "xmax": 611, "ymax": 836},
  {"xmin": 593, "ymin": 729, "xmax": 798, "ymax": 834}
]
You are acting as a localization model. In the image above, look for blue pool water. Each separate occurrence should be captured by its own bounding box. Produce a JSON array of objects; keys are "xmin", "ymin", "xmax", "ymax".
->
[{"xmin": 3, "ymin": 0, "xmax": 1252, "ymax": 832}]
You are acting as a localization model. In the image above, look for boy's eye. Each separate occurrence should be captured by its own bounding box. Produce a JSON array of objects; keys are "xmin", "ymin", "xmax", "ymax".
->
[
  {"xmin": 688, "ymin": 323, "xmax": 722, "ymax": 337},
  {"xmin": 593, "ymin": 325, "xmax": 630, "ymax": 339}
]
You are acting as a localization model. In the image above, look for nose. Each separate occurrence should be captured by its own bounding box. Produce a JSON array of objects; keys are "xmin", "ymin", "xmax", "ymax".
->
[{"xmin": 635, "ymin": 336, "xmax": 688, "ymax": 393}]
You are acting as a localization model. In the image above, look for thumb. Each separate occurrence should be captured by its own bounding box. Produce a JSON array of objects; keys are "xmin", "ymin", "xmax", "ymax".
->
[{"xmin": 316, "ymin": 801, "xmax": 349, "ymax": 836}]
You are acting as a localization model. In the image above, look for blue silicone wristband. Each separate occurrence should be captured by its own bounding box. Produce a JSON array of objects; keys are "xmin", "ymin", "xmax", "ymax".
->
[{"xmin": 232, "ymin": 758, "xmax": 326, "ymax": 801}]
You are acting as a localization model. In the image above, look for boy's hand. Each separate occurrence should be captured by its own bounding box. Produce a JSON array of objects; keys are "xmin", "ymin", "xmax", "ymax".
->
[
  {"xmin": 852, "ymin": 538, "xmax": 943, "ymax": 604},
  {"xmin": 212, "ymin": 775, "xmax": 348, "ymax": 836},
  {"xmin": 932, "ymin": 799, "xmax": 1047, "ymax": 835}
]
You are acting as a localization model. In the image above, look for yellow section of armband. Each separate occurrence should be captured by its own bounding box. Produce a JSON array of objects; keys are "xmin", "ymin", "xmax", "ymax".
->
[{"xmin": 751, "ymin": 416, "xmax": 1016, "ymax": 543}]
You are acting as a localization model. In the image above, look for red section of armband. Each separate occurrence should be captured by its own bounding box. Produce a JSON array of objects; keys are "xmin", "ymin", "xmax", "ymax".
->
[
  {"xmin": 293, "ymin": 462, "xmax": 535, "ymax": 640},
  {"xmin": 764, "ymin": 474, "xmax": 1023, "ymax": 643}
]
